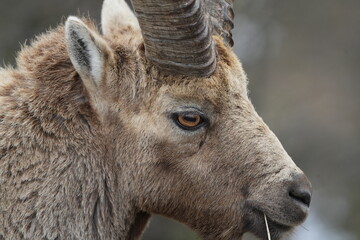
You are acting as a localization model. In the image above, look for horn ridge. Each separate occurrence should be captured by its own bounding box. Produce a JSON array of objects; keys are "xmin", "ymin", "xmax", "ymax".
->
[
  {"xmin": 207, "ymin": 0, "xmax": 234, "ymax": 46},
  {"xmin": 131, "ymin": 0, "xmax": 216, "ymax": 77}
]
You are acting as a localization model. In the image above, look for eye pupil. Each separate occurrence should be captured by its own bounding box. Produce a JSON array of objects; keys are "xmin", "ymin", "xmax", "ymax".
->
[{"xmin": 184, "ymin": 116, "xmax": 198, "ymax": 123}]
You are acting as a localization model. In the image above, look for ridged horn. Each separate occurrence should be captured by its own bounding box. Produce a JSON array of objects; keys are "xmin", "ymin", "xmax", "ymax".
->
[
  {"xmin": 130, "ymin": 0, "xmax": 217, "ymax": 77},
  {"xmin": 206, "ymin": 0, "xmax": 234, "ymax": 47}
]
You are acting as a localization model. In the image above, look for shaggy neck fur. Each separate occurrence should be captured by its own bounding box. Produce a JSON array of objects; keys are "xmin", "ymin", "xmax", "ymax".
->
[{"xmin": 0, "ymin": 24, "xmax": 148, "ymax": 240}]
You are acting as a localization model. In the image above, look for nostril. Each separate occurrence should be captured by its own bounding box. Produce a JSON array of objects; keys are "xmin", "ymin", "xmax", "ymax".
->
[{"xmin": 289, "ymin": 188, "xmax": 311, "ymax": 207}]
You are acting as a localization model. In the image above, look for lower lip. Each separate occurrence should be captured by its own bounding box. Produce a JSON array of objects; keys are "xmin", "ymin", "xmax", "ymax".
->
[
  {"xmin": 267, "ymin": 217, "xmax": 292, "ymax": 231},
  {"xmin": 243, "ymin": 210, "xmax": 293, "ymax": 240},
  {"xmin": 253, "ymin": 208, "xmax": 293, "ymax": 230}
]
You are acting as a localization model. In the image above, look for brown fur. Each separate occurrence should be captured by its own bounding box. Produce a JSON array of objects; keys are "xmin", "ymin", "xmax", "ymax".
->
[{"xmin": 0, "ymin": 6, "xmax": 311, "ymax": 240}]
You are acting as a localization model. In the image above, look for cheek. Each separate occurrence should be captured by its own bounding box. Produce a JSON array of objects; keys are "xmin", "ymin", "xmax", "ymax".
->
[
  {"xmin": 149, "ymin": 133, "xmax": 208, "ymax": 179},
  {"xmin": 155, "ymin": 137, "xmax": 204, "ymax": 160}
]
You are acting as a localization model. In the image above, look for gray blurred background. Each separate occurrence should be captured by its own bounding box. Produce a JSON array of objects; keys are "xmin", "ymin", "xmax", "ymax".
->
[{"xmin": 0, "ymin": 0, "xmax": 359, "ymax": 239}]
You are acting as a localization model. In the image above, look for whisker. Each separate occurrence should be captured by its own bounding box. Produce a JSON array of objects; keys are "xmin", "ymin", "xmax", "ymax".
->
[
  {"xmin": 300, "ymin": 224, "xmax": 309, "ymax": 231},
  {"xmin": 264, "ymin": 214, "xmax": 271, "ymax": 240}
]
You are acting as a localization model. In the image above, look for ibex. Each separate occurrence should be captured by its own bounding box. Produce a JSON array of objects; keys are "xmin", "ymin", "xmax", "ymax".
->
[{"xmin": 0, "ymin": 0, "xmax": 312, "ymax": 239}]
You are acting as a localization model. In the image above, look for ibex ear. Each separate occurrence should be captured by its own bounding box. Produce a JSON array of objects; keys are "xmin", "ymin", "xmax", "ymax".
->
[
  {"xmin": 65, "ymin": 16, "xmax": 110, "ymax": 89},
  {"xmin": 101, "ymin": 0, "xmax": 140, "ymax": 36}
]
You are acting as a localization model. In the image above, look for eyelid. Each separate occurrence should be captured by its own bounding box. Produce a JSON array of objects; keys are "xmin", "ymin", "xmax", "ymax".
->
[
  {"xmin": 174, "ymin": 107, "xmax": 204, "ymax": 114},
  {"xmin": 173, "ymin": 110, "xmax": 208, "ymax": 122}
]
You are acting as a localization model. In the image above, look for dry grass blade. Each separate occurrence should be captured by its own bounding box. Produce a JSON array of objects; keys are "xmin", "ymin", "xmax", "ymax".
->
[{"xmin": 264, "ymin": 214, "xmax": 271, "ymax": 240}]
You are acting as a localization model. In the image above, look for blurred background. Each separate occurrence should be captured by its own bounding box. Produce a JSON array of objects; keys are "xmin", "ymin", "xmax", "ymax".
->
[{"xmin": 0, "ymin": 0, "xmax": 359, "ymax": 239}]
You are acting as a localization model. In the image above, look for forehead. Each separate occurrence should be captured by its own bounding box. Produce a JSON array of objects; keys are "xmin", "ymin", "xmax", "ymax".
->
[
  {"xmin": 130, "ymin": 38, "xmax": 249, "ymax": 112},
  {"xmin": 157, "ymin": 52, "xmax": 248, "ymax": 109}
]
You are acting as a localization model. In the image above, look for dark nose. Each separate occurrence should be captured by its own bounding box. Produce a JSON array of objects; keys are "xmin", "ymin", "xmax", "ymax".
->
[{"xmin": 288, "ymin": 173, "xmax": 312, "ymax": 207}]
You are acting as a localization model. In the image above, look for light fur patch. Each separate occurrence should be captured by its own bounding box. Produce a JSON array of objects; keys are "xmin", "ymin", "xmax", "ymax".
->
[
  {"xmin": 0, "ymin": 69, "xmax": 15, "ymax": 87},
  {"xmin": 101, "ymin": 0, "xmax": 140, "ymax": 35}
]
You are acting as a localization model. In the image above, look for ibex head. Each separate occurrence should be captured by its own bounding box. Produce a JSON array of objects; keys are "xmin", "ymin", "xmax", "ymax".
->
[{"xmin": 64, "ymin": 0, "xmax": 312, "ymax": 239}]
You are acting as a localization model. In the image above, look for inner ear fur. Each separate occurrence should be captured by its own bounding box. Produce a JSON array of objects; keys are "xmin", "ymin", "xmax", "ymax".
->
[{"xmin": 65, "ymin": 16, "xmax": 113, "ymax": 92}]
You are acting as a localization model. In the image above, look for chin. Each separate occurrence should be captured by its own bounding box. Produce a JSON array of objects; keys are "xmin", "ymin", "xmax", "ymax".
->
[{"xmin": 241, "ymin": 208, "xmax": 302, "ymax": 240}]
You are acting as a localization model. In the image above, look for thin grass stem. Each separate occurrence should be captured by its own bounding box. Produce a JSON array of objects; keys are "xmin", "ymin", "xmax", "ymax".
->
[{"xmin": 264, "ymin": 214, "xmax": 271, "ymax": 240}]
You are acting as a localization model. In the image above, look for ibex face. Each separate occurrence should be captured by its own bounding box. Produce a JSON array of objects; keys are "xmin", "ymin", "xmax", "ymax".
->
[
  {"xmin": 64, "ymin": 0, "xmax": 312, "ymax": 239},
  {"xmin": 121, "ymin": 53, "xmax": 311, "ymax": 240}
]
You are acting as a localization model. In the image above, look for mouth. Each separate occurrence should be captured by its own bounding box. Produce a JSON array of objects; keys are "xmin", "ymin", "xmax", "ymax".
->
[
  {"xmin": 262, "ymin": 214, "xmax": 293, "ymax": 239},
  {"xmin": 242, "ymin": 194, "xmax": 310, "ymax": 240},
  {"xmin": 244, "ymin": 208, "xmax": 294, "ymax": 240}
]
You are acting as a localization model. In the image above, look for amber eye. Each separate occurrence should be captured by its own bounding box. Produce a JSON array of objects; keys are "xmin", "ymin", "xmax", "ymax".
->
[
  {"xmin": 178, "ymin": 114, "xmax": 201, "ymax": 127},
  {"xmin": 173, "ymin": 112, "xmax": 205, "ymax": 131}
]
